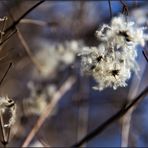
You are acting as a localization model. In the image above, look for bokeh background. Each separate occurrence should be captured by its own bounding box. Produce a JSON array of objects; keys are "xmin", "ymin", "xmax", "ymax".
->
[{"xmin": 0, "ymin": 0, "xmax": 148, "ymax": 147}]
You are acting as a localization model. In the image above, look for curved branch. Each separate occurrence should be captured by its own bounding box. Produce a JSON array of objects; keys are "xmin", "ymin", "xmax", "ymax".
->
[
  {"xmin": 4, "ymin": 0, "xmax": 45, "ymax": 34},
  {"xmin": 72, "ymin": 86, "xmax": 148, "ymax": 147}
]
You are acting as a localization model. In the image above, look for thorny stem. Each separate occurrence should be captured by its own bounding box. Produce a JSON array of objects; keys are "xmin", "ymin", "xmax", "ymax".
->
[
  {"xmin": 72, "ymin": 86, "xmax": 148, "ymax": 147},
  {"xmin": 0, "ymin": 62, "xmax": 12, "ymax": 86},
  {"xmin": 108, "ymin": 0, "xmax": 112, "ymax": 19},
  {"xmin": 4, "ymin": 0, "xmax": 45, "ymax": 34}
]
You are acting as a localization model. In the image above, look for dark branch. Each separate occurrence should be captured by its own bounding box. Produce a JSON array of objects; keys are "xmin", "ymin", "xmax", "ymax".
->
[
  {"xmin": 108, "ymin": 0, "xmax": 112, "ymax": 19},
  {"xmin": 0, "ymin": 29, "xmax": 17, "ymax": 46},
  {"xmin": 0, "ymin": 62, "xmax": 12, "ymax": 86},
  {"xmin": 72, "ymin": 86, "xmax": 148, "ymax": 147},
  {"xmin": 4, "ymin": 0, "xmax": 45, "ymax": 34}
]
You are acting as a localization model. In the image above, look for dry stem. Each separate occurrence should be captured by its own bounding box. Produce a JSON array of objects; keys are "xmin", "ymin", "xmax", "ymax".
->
[{"xmin": 22, "ymin": 76, "xmax": 76, "ymax": 147}]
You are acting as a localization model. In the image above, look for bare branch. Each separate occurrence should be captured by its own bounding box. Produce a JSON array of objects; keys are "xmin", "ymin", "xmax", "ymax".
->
[
  {"xmin": 142, "ymin": 50, "xmax": 148, "ymax": 62},
  {"xmin": 20, "ymin": 19, "xmax": 58, "ymax": 27},
  {"xmin": 16, "ymin": 28, "xmax": 43, "ymax": 73},
  {"xmin": 0, "ymin": 62, "xmax": 12, "ymax": 86},
  {"xmin": 72, "ymin": 86, "xmax": 148, "ymax": 147},
  {"xmin": 108, "ymin": 0, "xmax": 112, "ymax": 19},
  {"xmin": 22, "ymin": 77, "xmax": 76, "ymax": 147},
  {"xmin": 4, "ymin": 0, "xmax": 45, "ymax": 34},
  {"xmin": 120, "ymin": 0, "xmax": 129, "ymax": 16}
]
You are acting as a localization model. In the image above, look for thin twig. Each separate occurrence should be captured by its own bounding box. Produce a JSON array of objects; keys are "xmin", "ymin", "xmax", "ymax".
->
[
  {"xmin": 22, "ymin": 77, "xmax": 76, "ymax": 147},
  {"xmin": 0, "ymin": 29, "xmax": 17, "ymax": 46},
  {"xmin": 6, "ymin": 127, "xmax": 11, "ymax": 145},
  {"xmin": 72, "ymin": 86, "xmax": 148, "ymax": 147},
  {"xmin": 0, "ymin": 111, "xmax": 11, "ymax": 147},
  {"xmin": 4, "ymin": 0, "xmax": 45, "ymax": 34},
  {"xmin": 38, "ymin": 137, "xmax": 50, "ymax": 147},
  {"xmin": 120, "ymin": 0, "xmax": 128, "ymax": 16},
  {"xmin": 0, "ymin": 111, "xmax": 6, "ymax": 146},
  {"xmin": 76, "ymin": 77, "xmax": 90, "ymax": 147},
  {"xmin": 20, "ymin": 19, "xmax": 58, "ymax": 27},
  {"xmin": 2, "ymin": 2, "xmax": 43, "ymax": 73},
  {"xmin": 108, "ymin": 0, "xmax": 112, "ymax": 19},
  {"xmin": 142, "ymin": 50, "xmax": 148, "ymax": 62},
  {"xmin": 0, "ymin": 62, "xmax": 12, "ymax": 86},
  {"xmin": 16, "ymin": 28, "xmax": 43, "ymax": 73},
  {"xmin": 121, "ymin": 55, "xmax": 147, "ymax": 147}
]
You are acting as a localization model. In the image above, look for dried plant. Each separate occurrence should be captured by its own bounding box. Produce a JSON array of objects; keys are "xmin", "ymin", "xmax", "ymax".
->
[
  {"xmin": 0, "ymin": 1, "xmax": 147, "ymax": 147},
  {"xmin": 79, "ymin": 15, "xmax": 148, "ymax": 90}
]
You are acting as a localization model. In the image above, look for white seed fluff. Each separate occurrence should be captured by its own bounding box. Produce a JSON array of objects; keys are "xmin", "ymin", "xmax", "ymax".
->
[
  {"xmin": 79, "ymin": 15, "xmax": 147, "ymax": 91},
  {"xmin": 0, "ymin": 96, "xmax": 16, "ymax": 127}
]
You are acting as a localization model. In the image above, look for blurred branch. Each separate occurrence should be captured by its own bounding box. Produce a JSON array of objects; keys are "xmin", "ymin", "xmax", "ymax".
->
[
  {"xmin": 4, "ymin": 0, "xmax": 45, "ymax": 34},
  {"xmin": 2, "ymin": 2, "xmax": 44, "ymax": 73},
  {"xmin": 142, "ymin": 50, "xmax": 148, "ymax": 62},
  {"xmin": 0, "ymin": 16, "xmax": 7, "ymax": 44},
  {"xmin": 20, "ymin": 19, "xmax": 58, "ymax": 27},
  {"xmin": 0, "ymin": 111, "xmax": 7, "ymax": 146},
  {"xmin": 38, "ymin": 137, "xmax": 50, "ymax": 147},
  {"xmin": 0, "ymin": 1, "xmax": 45, "ymax": 46},
  {"xmin": 16, "ymin": 28, "xmax": 43, "ymax": 73},
  {"xmin": 72, "ymin": 86, "xmax": 148, "ymax": 147},
  {"xmin": 0, "ymin": 111, "xmax": 11, "ymax": 147},
  {"xmin": 108, "ymin": 0, "xmax": 112, "ymax": 19},
  {"xmin": 0, "ymin": 29, "xmax": 17, "ymax": 46},
  {"xmin": 22, "ymin": 76, "xmax": 76, "ymax": 147}
]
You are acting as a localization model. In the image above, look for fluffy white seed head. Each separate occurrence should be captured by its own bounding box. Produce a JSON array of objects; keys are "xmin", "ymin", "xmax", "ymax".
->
[
  {"xmin": 79, "ymin": 15, "xmax": 147, "ymax": 91},
  {"xmin": 0, "ymin": 96, "xmax": 16, "ymax": 127}
]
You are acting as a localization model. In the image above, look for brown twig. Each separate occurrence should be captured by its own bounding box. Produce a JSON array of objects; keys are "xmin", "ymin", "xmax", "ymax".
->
[
  {"xmin": 0, "ymin": 111, "xmax": 7, "ymax": 146},
  {"xmin": 72, "ymin": 86, "xmax": 148, "ymax": 147},
  {"xmin": 121, "ymin": 55, "xmax": 147, "ymax": 147},
  {"xmin": 22, "ymin": 76, "xmax": 76, "ymax": 147},
  {"xmin": 0, "ymin": 62, "xmax": 12, "ymax": 86},
  {"xmin": 142, "ymin": 50, "xmax": 148, "ymax": 62},
  {"xmin": 16, "ymin": 28, "xmax": 43, "ymax": 73},
  {"xmin": 0, "ymin": 0, "xmax": 45, "ymax": 46}
]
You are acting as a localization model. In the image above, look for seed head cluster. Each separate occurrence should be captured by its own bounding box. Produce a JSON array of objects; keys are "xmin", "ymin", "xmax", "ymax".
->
[
  {"xmin": 79, "ymin": 15, "xmax": 147, "ymax": 90},
  {"xmin": 0, "ymin": 96, "xmax": 16, "ymax": 127}
]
